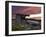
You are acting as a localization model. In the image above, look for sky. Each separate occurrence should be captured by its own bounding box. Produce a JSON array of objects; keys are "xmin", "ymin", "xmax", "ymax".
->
[{"xmin": 12, "ymin": 6, "xmax": 41, "ymax": 15}]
